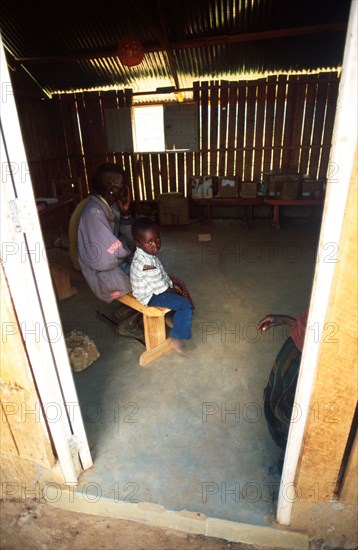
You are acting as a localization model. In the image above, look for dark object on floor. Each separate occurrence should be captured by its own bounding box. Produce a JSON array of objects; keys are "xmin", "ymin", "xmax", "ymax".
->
[
  {"xmin": 65, "ymin": 330, "xmax": 100, "ymax": 372},
  {"xmin": 96, "ymin": 309, "xmax": 145, "ymax": 345}
]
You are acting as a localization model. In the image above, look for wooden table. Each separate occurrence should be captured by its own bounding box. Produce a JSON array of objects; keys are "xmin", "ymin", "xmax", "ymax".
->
[
  {"xmin": 38, "ymin": 198, "xmax": 75, "ymax": 247},
  {"xmin": 192, "ymin": 197, "xmax": 265, "ymax": 223},
  {"xmin": 264, "ymin": 197, "xmax": 325, "ymax": 229}
]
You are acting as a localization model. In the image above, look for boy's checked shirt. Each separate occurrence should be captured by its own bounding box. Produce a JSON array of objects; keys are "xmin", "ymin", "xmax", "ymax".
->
[{"xmin": 130, "ymin": 247, "xmax": 173, "ymax": 305}]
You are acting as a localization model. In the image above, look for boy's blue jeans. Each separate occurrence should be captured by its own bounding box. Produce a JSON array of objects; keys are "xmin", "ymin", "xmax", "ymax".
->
[{"xmin": 148, "ymin": 291, "xmax": 193, "ymax": 340}]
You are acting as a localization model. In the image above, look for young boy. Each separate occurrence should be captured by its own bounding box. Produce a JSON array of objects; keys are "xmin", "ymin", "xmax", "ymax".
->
[{"xmin": 130, "ymin": 217, "xmax": 193, "ymax": 355}]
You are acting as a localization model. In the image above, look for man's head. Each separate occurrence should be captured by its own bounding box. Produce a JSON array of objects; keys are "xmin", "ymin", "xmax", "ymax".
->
[
  {"xmin": 91, "ymin": 163, "xmax": 128, "ymax": 206},
  {"xmin": 132, "ymin": 217, "xmax": 161, "ymax": 255}
]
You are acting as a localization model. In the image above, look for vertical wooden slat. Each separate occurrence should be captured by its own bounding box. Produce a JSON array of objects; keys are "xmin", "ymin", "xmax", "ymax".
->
[
  {"xmin": 100, "ymin": 90, "xmax": 119, "ymax": 164},
  {"xmin": 159, "ymin": 153, "xmax": 169, "ymax": 193},
  {"xmin": 193, "ymin": 82, "xmax": 201, "ymax": 176},
  {"xmin": 201, "ymin": 82, "xmax": 209, "ymax": 175},
  {"xmin": 235, "ymin": 81, "xmax": 246, "ymax": 181},
  {"xmin": 218, "ymin": 80, "xmax": 229, "ymax": 176},
  {"xmin": 272, "ymin": 75, "xmax": 287, "ymax": 171},
  {"xmin": 134, "ymin": 154, "xmax": 145, "ymax": 200},
  {"xmin": 253, "ymin": 78, "xmax": 266, "ymax": 180},
  {"xmin": 83, "ymin": 92, "xmax": 108, "ymax": 178},
  {"xmin": 209, "ymin": 81, "xmax": 219, "ymax": 175},
  {"xmin": 115, "ymin": 90, "xmax": 132, "ymax": 179},
  {"xmin": 117, "ymin": 90, "xmax": 125, "ymax": 108},
  {"xmin": 185, "ymin": 152, "xmax": 194, "ymax": 194},
  {"xmin": 75, "ymin": 93, "xmax": 91, "ymax": 183},
  {"xmin": 309, "ymin": 74, "xmax": 329, "ymax": 178},
  {"xmin": 168, "ymin": 153, "xmax": 176, "ymax": 192},
  {"xmin": 227, "ymin": 82, "xmax": 238, "ymax": 175},
  {"xmin": 262, "ymin": 75, "xmax": 276, "ymax": 175},
  {"xmin": 300, "ymin": 75, "xmax": 318, "ymax": 175},
  {"xmin": 142, "ymin": 154, "xmax": 153, "ymax": 200},
  {"xmin": 290, "ymin": 76, "xmax": 307, "ymax": 171},
  {"xmin": 319, "ymin": 73, "xmax": 340, "ymax": 180},
  {"xmin": 123, "ymin": 90, "xmax": 133, "ymax": 178},
  {"xmin": 130, "ymin": 153, "xmax": 141, "ymax": 201},
  {"xmin": 151, "ymin": 153, "xmax": 161, "ymax": 198},
  {"xmin": 281, "ymin": 75, "xmax": 299, "ymax": 170},
  {"xmin": 60, "ymin": 96, "xmax": 86, "ymax": 188},
  {"xmin": 177, "ymin": 152, "xmax": 185, "ymax": 194},
  {"xmin": 45, "ymin": 99, "xmax": 68, "ymax": 183},
  {"xmin": 244, "ymin": 83, "xmax": 256, "ymax": 181}
]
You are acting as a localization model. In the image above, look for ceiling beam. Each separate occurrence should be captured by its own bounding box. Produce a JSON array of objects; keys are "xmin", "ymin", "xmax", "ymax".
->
[
  {"xmin": 13, "ymin": 22, "xmax": 347, "ymax": 64},
  {"xmin": 132, "ymin": 0, "xmax": 180, "ymax": 90}
]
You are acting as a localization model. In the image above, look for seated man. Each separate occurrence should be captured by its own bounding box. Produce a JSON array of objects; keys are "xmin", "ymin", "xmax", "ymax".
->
[{"xmin": 77, "ymin": 162, "xmax": 142, "ymax": 338}]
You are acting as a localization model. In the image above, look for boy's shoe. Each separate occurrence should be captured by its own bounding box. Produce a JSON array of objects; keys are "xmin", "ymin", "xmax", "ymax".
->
[
  {"xmin": 169, "ymin": 336, "xmax": 187, "ymax": 355},
  {"xmin": 165, "ymin": 313, "xmax": 174, "ymax": 328}
]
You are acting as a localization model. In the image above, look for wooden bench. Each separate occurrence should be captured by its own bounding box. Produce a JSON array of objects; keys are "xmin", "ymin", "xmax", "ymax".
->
[
  {"xmin": 117, "ymin": 293, "xmax": 173, "ymax": 367},
  {"xmin": 264, "ymin": 197, "xmax": 325, "ymax": 229},
  {"xmin": 192, "ymin": 197, "xmax": 265, "ymax": 223}
]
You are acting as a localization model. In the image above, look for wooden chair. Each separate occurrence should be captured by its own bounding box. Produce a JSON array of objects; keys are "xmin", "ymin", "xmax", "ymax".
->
[
  {"xmin": 52, "ymin": 177, "xmax": 84, "ymax": 205},
  {"xmin": 117, "ymin": 293, "xmax": 173, "ymax": 367}
]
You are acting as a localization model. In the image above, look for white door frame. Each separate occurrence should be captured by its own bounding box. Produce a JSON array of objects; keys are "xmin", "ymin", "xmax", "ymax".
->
[
  {"xmin": 0, "ymin": 39, "xmax": 93, "ymax": 484},
  {"xmin": 277, "ymin": 1, "xmax": 357, "ymax": 524}
]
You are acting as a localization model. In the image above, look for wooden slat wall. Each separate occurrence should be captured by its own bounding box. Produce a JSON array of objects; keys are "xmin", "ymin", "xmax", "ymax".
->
[
  {"xmin": 18, "ymin": 73, "xmax": 340, "ymax": 202},
  {"xmin": 235, "ymin": 82, "xmax": 246, "ymax": 180},
  {"xmin": 226, "ymin": 82, "xmax": 238, "ymax": 175},
  {"xmin": 58, "ymin": 96, "xmax": 87, "ymax": 193},
  {"xmin": 319, "ymin": 77, "xmax": 340, "ymax": 180}
]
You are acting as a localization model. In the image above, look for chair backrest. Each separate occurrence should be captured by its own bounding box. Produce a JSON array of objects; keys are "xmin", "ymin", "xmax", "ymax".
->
[
  {"xmin": 68, "ymin": 196, "xmax": 91, "ymax": 271},
  {"xmin": 52, "ymin": 177, "xmax": 84, "ymax": 205}
]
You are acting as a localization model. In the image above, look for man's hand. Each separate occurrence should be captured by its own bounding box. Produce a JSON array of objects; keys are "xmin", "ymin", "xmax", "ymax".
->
[
  {"xmin": 117, "ymin": 186, "xmax": 131, "ymax": 216},
  {"xmin": 257, "ymin": 314, "xmax": 296, "ymax": 332}
]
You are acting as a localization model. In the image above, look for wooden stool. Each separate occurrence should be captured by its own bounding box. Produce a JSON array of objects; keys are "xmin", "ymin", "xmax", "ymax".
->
[
  {"xmin": 49, "ymin": 261, "xmax": 78, "ymax": 301},
  {"xmin": 117, "ymin": 293, "xmax": 173, "ymax": 366}
]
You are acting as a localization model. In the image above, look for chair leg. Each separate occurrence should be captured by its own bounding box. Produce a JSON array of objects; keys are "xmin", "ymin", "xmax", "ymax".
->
[{"xmin": 139, "ymin": 314, "xmax": 172, "ymax": 366}]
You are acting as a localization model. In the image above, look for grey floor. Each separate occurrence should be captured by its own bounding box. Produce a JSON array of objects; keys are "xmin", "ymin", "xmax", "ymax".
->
[{"xmin": 58, "ymin": 214, "xmax": 321, "ymax": 528}]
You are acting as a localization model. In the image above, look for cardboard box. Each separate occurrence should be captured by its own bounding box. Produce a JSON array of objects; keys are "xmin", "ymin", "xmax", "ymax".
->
[
  {"xmin": 190, "ymin": 176, "xmax": 213, "ymax": 199},
  {"xmin": 217, "ymin": 176, "xmax": 239, "ymax": 198},
  {"xmin": 268, "ymin": 173, "xmax": 301, "ymax": 199},
  {"xmin": 301, "ymin": 179, "xmax": 324, "ymax": 198},
  {"xmin": 240, "ymin": 181, "xmax": 257, "ymax": 198},
  {"xmin": 277, "ymin": 179, "xmax": 300, "ymax": 200},
  {"xmin": 158, "ymin": 193, "xmax": 190, "ymax": 225}
]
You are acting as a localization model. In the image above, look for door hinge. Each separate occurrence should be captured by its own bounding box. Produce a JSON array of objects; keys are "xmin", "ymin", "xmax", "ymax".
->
[{"xmin": 9, "ymin": 198, "xmax": 34, "ymax": 233}]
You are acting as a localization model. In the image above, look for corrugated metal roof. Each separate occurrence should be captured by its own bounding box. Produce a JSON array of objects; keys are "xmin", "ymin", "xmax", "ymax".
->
[{"xmin": 0, "ymin": 0, "xmax": 351, "ymax": 98}]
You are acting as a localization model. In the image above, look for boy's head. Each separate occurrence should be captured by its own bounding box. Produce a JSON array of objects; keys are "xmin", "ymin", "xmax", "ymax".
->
[{"xmin": 132, "ymin": 217, "xmax": 161, "ymax": 255}]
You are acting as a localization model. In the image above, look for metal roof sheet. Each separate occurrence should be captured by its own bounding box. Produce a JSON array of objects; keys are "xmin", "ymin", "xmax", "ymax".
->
[{"xmin": 0, "ymin": 0, "xmax": 351, "ymax": 97}]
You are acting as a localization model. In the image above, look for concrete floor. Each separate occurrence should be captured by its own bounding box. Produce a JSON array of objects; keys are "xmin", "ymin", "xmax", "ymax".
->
[{"xmin": 58, "ymin": 215, "xmax": 321, "ymax": 531}]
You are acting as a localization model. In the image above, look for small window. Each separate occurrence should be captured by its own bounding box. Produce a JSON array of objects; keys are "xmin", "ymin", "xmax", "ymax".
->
[
  {"xmin": 133, "ymin": 105, "xmax": 165, "ymax": 152},
  {"xmin": 104, "ymin": 102, "xmax": 198, "ymax": 153}
]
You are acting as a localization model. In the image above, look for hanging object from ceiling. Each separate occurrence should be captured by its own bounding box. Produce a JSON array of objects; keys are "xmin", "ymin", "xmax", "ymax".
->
[{"xmin": 117, "ymin": 35, "xmax": 144, "ymax": 67}]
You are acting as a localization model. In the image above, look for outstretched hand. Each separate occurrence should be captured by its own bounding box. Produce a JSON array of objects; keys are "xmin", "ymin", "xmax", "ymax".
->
[{"xmin": 257, "ymin": 314, "xmax": 296, "ymax": 332}]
